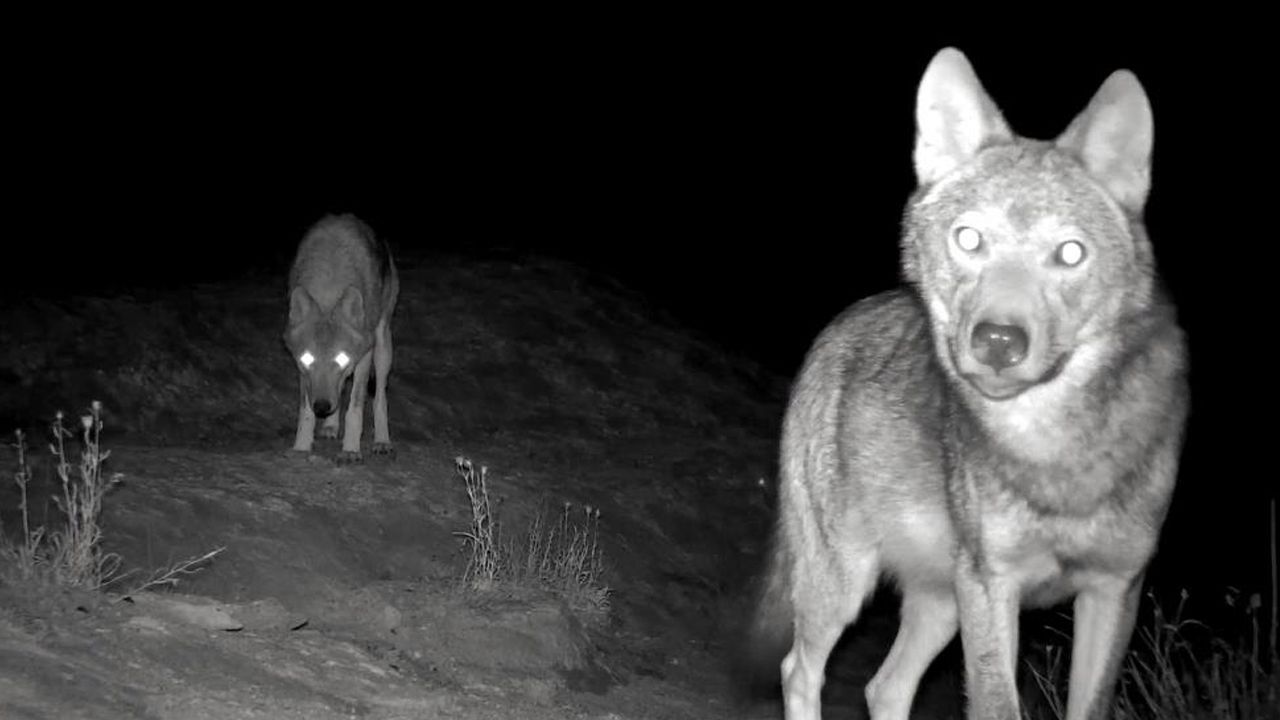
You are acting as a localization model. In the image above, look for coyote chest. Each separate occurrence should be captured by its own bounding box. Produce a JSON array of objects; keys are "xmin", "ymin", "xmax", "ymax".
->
[
  {"xmin": 976, "ymin": 487, "xmax": 1159, "ymax": 606},
  {"xmin": 959, "ymin": 412, "xmax": 1162, "ymax": 591}
]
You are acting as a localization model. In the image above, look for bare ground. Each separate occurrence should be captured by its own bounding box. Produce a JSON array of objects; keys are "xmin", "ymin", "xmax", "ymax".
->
[{"xmin": 0, "ymin": 250, "xmax": 909, "ymax": 719}]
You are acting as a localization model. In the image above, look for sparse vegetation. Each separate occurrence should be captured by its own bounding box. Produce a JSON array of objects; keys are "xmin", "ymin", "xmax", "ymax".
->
[
  {"xmin": 3, "ymin": 426, "xmax": 43, "ymax": 582},
  {"xmin": 123, "ymin": 546, "xmax": 228, "ymax": 596},
  {"xmin": 1, "ymin": 401, "xmax": 222, "ymax": 594},
  {"xmin": 453, "ymin": 456, "xmax": 611, "ymax": 621},
  {"xmin": 454, "ymin": 456, "xmax": 500, "ymax": 590},
  {"xmin": 1028, "ymin": 501, "xmax": 1280, "ymax": 719},
  {"xmin": 510, "ymin": 499, "xmax": 610, "ymax": 618},
  {"xmin": 2, "ymin": 402, "xmax": 123, "ymax": 589}
]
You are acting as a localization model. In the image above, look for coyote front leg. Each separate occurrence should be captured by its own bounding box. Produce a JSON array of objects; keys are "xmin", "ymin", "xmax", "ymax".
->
[
  {"xmin": 293, "ymin": 373, "xmax": 316, "ymax": 452},
  {"xmin": 336, "ymin": 350, "xmax": 373, "ymax": 464},
  {"xmin": 955, "ymin": 550, "xmax": 1022, "ymax": 720},
  {"xmin": 371, "ymin": 318, "xmax": 394, "ymax": 456},
  {"xmin": 1066, "ymin": 575, "xmax": 1142, "ymax": 720}
]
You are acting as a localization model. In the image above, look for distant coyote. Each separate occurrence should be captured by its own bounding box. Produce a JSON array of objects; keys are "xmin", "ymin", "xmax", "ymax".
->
[
  {"xmin": 284, "ymin": 214, "xmax": 400, "ymax": 463},
  {"xmin": 748, "ymin": 47, "xmax": 1190, "ymax": 720}
]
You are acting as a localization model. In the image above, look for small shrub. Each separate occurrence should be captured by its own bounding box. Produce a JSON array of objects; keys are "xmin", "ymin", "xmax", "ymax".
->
[
  {"xmin": 1, "ymin": 402, "xmax": 122, "ymax": 589},
  {"xmin": 453, "ymin": 456, "xmax": 612, "ymax": 621}
]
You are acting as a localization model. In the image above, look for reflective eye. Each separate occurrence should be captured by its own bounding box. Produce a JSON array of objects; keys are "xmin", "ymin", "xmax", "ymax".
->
[
  {"xmin": 1056, "ymin": 240, "xmax": 1086, "ymax": 267},
  {"xmin": 954, "ymin": 226, "xmax": 982, "ymax": 253},
  {"xmin": 334, "ymin": 351, "xmax": 351, "ymax": 369},
  {"xmin": 299, "ymin": 351, "xmax": 315, "ymax": 368}
]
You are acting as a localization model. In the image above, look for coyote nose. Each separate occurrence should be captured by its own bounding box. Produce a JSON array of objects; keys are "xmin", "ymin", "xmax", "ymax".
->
[
  {"xmin": 971, "ymin": 322, "xmax": 1029, "ymax": 371},
  {"xmin": 312, "ymin": 399, "xmax": 334, "ymax": 417}
]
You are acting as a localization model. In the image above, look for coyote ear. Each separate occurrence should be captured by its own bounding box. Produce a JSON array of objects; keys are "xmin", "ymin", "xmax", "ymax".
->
[
  {"xmin": 1055, "ymin": 69, "xmax": 1153, "ymax": 213},
  {"xmin": 336, "ymin": 286, "xmax": 366, "ymax": 325},
  {"xmin": 913, "ymin": 47, "xmax": 1012, "ymax": 187},
  {"xmin": 288, "ymin": 287, "xmax": 317, "ymax": 327}
]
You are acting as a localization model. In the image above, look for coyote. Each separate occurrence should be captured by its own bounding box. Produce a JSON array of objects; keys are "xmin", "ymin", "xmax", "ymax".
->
[
  {"xmin": 284, "ymin": 214, "xmax": 400, "ymax": 463},
  {"xmin": 748, "ymin": 48, "xmax": 1189, "ymax": 720}
]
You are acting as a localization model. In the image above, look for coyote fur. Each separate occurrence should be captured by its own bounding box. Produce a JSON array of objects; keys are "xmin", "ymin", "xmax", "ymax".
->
[
  {"xmin": 747, "ymin": 47, "xmax": 1189, "ymax": 720},
  {"xmin": 284, "ymin": 213, "xmax": 399, "ymax": 463}
]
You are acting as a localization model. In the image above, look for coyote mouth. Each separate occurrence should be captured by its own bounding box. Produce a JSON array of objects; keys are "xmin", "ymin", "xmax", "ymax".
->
[
  {"xmin": 950, "ymin": 343, "xmax": 1073, "ymax": 402},
  {"xmin": 963, "ymin": 375, "xmax": 1031, "ymax": 401}
]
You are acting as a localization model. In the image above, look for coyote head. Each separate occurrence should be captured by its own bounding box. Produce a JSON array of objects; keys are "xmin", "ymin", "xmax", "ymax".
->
[
  {"xmin": 283, "ymin": 286, "xmax": 370, "ymax": 418},
  {"xmin": 902, "ymin": 49, "xmax": 1157, "ymax": 401}
]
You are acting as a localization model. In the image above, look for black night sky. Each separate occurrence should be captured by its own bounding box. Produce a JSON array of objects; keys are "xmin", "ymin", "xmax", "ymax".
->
[{"xmin": 7, "ymin": 22, "xmax": 1274, "ymax": 601}]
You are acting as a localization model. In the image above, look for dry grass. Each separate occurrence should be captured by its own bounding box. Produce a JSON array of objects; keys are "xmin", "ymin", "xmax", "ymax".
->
[
  {"xmin": 2, "ymin": 401, "xmax": 223, "ymax": 594},
  {"xmin": 1027, "ymin": 500, "xmax": 1279, "ymax": 719},
  {"xmin": 2, "ymin": 402, "xmax": 123, "ymax": 589},
  {"xmin": 453, "ymin": 456, "xmax": 611, "ymax": 622},
  {"xmin": 454, "ymin": 456, "xmax": 500, "ymax": 590}
]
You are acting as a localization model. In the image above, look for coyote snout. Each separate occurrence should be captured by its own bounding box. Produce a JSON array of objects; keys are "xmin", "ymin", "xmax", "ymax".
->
[
  {"xmin": 970, "ymin": 321, "xmax": 1028, "ymax": 370},
  {"xmin": 949, "ymin": 255, "xmax": 1069, "ymax": 400}
]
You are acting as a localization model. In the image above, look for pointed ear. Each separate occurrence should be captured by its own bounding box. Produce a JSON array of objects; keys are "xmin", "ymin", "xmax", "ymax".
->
[
  {"xmin": 288, "ymin": 287, "xmax": 317, "ymax": 327},
  {"xmin": 336, "ymin": 286, "xmax": 366, "ymax": 326},
  {"xmin": 1055, "ymin": 69, "xmax": 1153, "ymax": 212},
  {"xmin": 913, "ymin": 47, "xmax": 1013, "ymax": 187}
]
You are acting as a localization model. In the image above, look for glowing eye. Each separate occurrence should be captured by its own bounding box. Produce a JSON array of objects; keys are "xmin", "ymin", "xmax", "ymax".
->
[
  {"xmin": 299, "ymin": 351, "xmax": 315, "ymax": 368},
  {"xmin": 1056, "ymin": 240, "xmax": 1086, "ymax": 267},
  {"xmin": 954, "ymin": 226, "xmax": 982, "ymax": 253},
  {"xmin": 334, "ymin": 351, "xmax": 351, "ymax": 369}
]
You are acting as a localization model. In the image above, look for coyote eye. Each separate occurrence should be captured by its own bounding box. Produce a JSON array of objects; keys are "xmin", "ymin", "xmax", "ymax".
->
[
  {"xmin": 953, "ymin": 226, "xmax": 983, "ymax": 253},
  {"xmin": 334, "ymin": 351, "xmax": 351, "ymax": 369},
  {"xmin": 1056, "ymin": 240, "xmax": 1086, "ymax": 267},
  {"xmin": 299, "ymin": 351, "xmax": 315, "ymax": 368}
]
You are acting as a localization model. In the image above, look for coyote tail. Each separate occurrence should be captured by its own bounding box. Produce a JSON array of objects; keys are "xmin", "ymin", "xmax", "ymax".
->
[{"xmin": 736, "ymin": 525, "xmax": 795, "ymax": 694}]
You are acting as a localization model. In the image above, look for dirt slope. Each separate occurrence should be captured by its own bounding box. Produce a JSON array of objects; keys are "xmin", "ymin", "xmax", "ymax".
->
[{"xmin": 0, "ymin": 251, "xmax": 853, "ymax": 719}]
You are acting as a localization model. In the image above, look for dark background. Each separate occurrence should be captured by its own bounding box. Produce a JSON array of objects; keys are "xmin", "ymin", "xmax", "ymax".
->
[{"xmin": 7, "ymin": 20, "xmax": 1273, "ymax": 601}]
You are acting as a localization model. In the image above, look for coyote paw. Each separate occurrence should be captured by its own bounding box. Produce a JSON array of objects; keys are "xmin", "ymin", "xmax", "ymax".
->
[
  {"xmin": 318, "ymin": 426, "xmax": 340, "ymax": 440},
  {"xmin": 335, "ymin": 450, "xmax": 364, "ymax": 465},
  {"xmin": 371, "ymin": 442, "xmax": 395, "ymax": 458}
]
